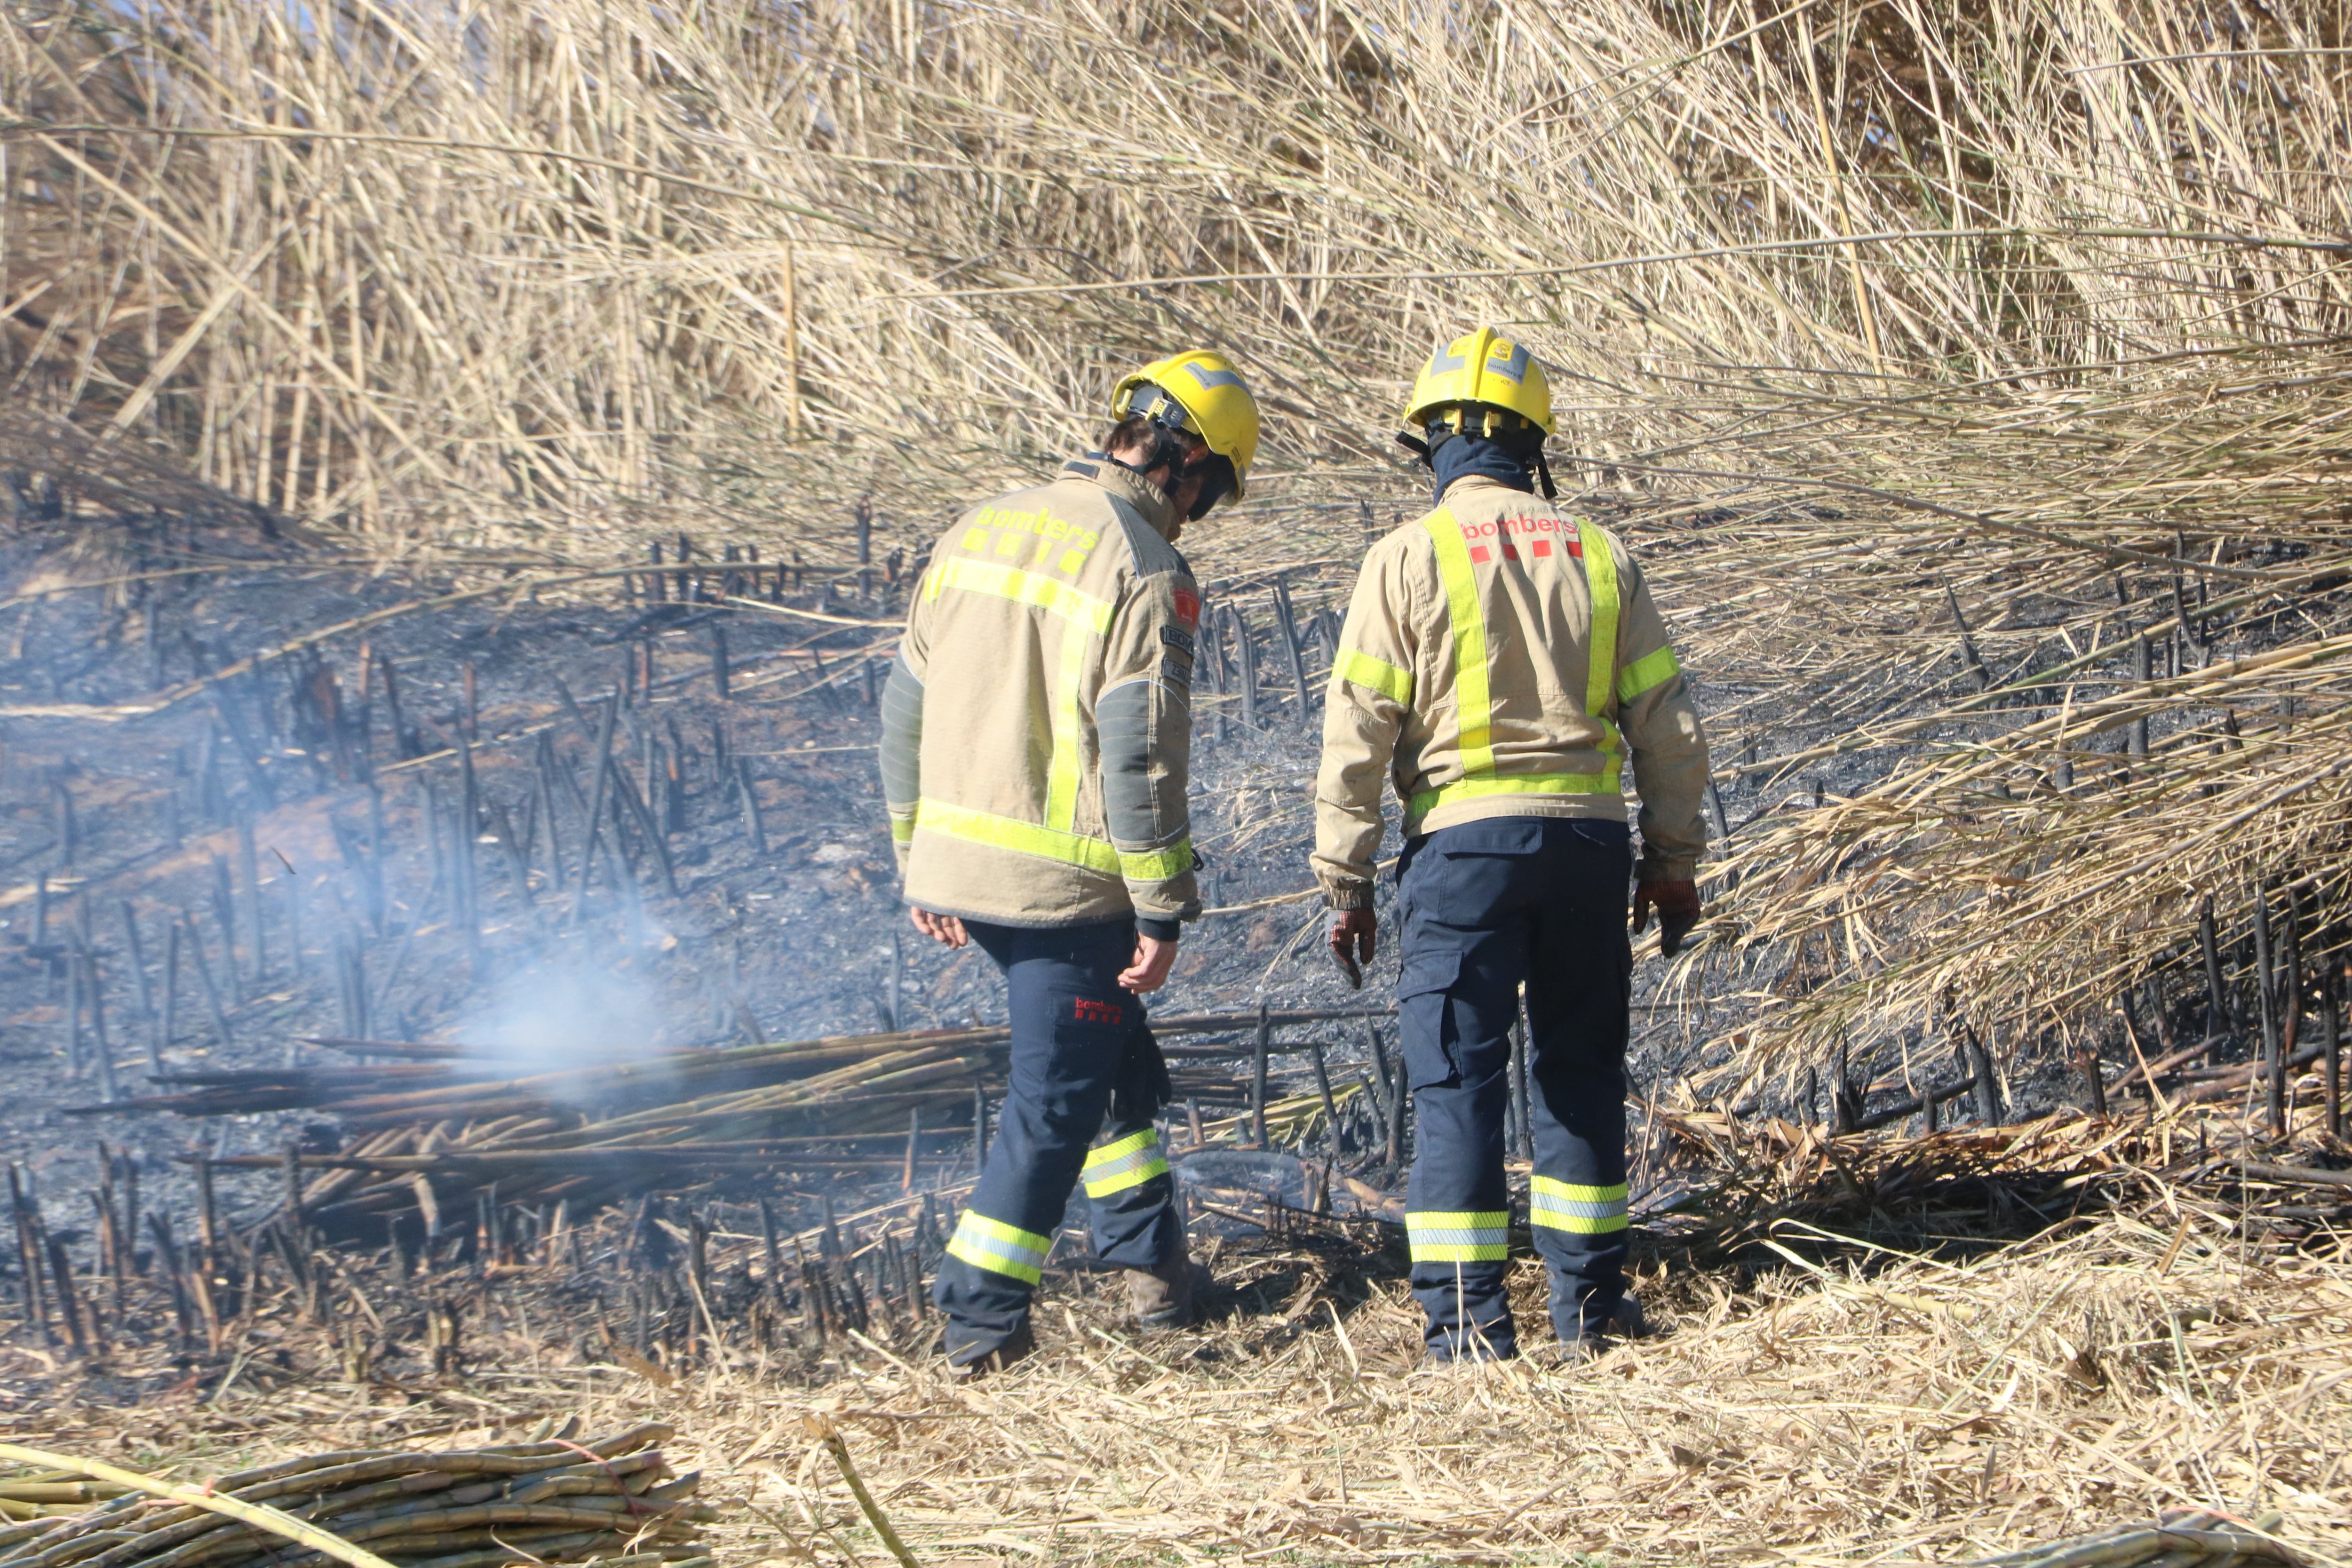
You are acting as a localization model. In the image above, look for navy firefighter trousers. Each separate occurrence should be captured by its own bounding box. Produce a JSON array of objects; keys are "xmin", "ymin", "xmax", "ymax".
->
[
  {"xmin": 931, "ymin": 917, "xmax": 1184, "ymax": 1361},
  {"xmin": 1398, "ymin": 815, "xmax": 1634, "ymax": 1359}
]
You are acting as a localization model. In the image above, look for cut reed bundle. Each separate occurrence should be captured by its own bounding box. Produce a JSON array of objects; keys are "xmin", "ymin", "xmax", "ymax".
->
[{"xmin": 0, "ymin": 1426, "xmax": 709, "ymax": 1568}]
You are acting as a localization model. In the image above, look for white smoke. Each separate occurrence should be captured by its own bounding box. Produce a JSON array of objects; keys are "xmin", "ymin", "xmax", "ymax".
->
[{"xmin": 458, "ymin": 949, "xmax": 665, "ymax": 1073}]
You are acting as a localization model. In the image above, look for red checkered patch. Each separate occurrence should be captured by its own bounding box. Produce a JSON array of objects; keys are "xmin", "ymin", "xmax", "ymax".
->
[{"xmin": 1172, "ymin": 588, "xmax": 1201, "ymax": 629}]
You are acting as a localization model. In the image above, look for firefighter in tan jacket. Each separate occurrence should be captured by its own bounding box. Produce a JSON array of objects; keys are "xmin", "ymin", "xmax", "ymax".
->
[
  {"xmin": 1313, "ymin": 328, "xmax": 1710, "ymax": 1362},
  {"xmin": 881, "ymin": 351, "xmax": 1258, "ymax": 1375}
]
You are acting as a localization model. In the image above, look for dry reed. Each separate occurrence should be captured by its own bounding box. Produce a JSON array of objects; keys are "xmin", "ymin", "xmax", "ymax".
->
[{"xmin": 9, "ymin": 0, "xmax": 2352, "ymax": 1081}]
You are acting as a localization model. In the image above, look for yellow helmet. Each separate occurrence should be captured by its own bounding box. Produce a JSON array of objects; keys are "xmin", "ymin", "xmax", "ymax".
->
[
  {"xmin": 1402, "ymin": 327, "xmax": 1555, "ymax": 435},
  {"xmin": 1112, "ymin": 350, "xmax": 1261, "ymax": 509}
]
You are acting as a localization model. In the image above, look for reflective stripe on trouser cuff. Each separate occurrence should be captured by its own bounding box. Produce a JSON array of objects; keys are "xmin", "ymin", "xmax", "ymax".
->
[
  {"xmin": 1406, "ymin": 1210, "xmax": 1510, "ymax": 1264},
  {"xmin": 1081, "ymin": 1129, "xmax": 1171, "ymax": 1199},
  {"xmin": 888, "ymin": 811, "xmax": 915, "ymax": 846},
  {"xmin": 1334, "ymin": 646, "xmax": 1414, "ymax": 705},
  {"xmin": 914, "ymin": 798, "xmax": 1120, "ymax": 875},
  {"xmin": 944, "ymin": 1211, "xmax": 1053, "ymax": 1284},
  {"xmin": 1531, "ymin": 1177, "xmax": 1629, "ymax": 1235},
  {"xmin": 1616, "ymin": 645, "xmax": 1679, "ymax": 703},
  {"xmin": 1117, "ymin": 837, "xmax": 1193, "ymax": 881}
]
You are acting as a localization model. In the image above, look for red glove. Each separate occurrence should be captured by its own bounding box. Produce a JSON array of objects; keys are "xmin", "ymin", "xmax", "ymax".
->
[
  {"xmin": 1327, "ymin": 908, "xmax": 1376, "ymax": 988},
  {"xmin": 1632, "ymin": 879, "xmax": 1702, "ymax": 957}
]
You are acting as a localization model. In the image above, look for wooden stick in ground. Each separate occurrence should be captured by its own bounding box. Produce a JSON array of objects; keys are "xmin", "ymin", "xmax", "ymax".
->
[
  {"xmin": 2200, "ymin": 894, "xmax": 2228, "ymax": 1051},
  {"xmin": 159, "ymin": 916, "xmax": 181, "ymax": 1062},
  {"xmin": 2327, "ymin": 963, "xmax": 2344, "ymax": 1141},
  {"xmin": 569, "ymin": 694, "xmax": 621, "ymax": 923},
  {"xmin": 181, "ymin": 912, "xmax": 235, "ymax": 1048},
  {"xmin": 7, "ymin": 1164, "xmax": 48, "ymax": 1341},
  {"xmin": 1309, "ymin": 1038, "xmax": 1340, "ymax": 1152},
  {"xmin": 801, "ymin": 1418, "xmax": 916, "ymax": 1568},
  {"xmin": 1251, "ymin": 1003, "xmax": 1270, "ymax": 1147},
  {"xmin": 119, "ymin": 901, "xmax": 158, "ymax": 1075},
  {"xmin": 2284, "ymin": 880, "xmax": 2307, "ymax": 1094},
  {"xmin": 84, "ymin": 948, "xmax": 117, "ymax": 1104},
  {"xmin": 0, "ymin": 1443, "xmax": 403, "ymax": 1568},
  {"xmin": 2255, "ymin": 882, "xmax": 2283, "ymax": 1135}
]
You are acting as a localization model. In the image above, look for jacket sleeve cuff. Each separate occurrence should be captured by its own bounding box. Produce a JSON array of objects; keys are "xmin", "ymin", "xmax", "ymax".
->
[
  {"xmin": 1637, "ymin": 854, "xmax": 1699, "ymax": 884},
  {"xmin": 1322, "ymin": 879, "xmax": 1375, "ymax": 910},
  {"xmin": 1137, "ymin": 915, "xmax": 1183, "ymax": 942}
]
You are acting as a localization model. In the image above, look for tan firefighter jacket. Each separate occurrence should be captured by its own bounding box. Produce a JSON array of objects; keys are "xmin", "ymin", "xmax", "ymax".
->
[
  {"xmin": 881, "ymin": 457, "xmax": 1201, "ymax": 936},
  {"xmin": 1312, "ymin": 475, "xmax": 1709, "ymax": 906}
]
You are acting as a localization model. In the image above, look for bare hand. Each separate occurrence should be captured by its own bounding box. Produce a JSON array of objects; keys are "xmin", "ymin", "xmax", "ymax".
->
[
  {"xmin": 1327, "ymin": 908, "xmax": 1376, "ymax": 987},
  {"xmin": 1631, "ymin": 879, "xmax": 1703, "ymax": 957},
  {"xmin": 910, "ymin": 907, "xmax": 969, "ymax": 948},
  {"xmin": 1119, "ymin": 934, "xmax": 1178, "ymax": 994}
]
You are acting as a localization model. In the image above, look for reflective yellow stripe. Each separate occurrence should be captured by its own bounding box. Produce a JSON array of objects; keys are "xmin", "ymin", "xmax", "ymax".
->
[
  {"xmin": 1617, "ymin": 645, "xmax": 1679, "ymax": 703},
  {"xmin": 914, "ymin": 797, "xmax": 1119, "ymax": 875},
  {"xmin": 1406, "ymin": 1209, "xmax": 1510, "ymax": 1264},
  {"xmin": 888, "ymin": 811, "xmax": 915, "ymax": 846},
  {"xmin": 1530, "ymin": 1177, "xmax": 1629, "ymax": 1235},
  {"xmin": 1578, "ymin": 519, "xmax": 1622, "ymax": 793},
  {"xmin": 945, "ymin": 1211, "xmax": 1053, "ymax": 1285},
  {"xmin": 1116, "ymin": 837, "xmax": 1193, "ymax": 882},
  {"xmin": 1081, "ymin": 1129, "xmax": 1170, "ymax": 1198},
  {"xmin": 928, "ymin": 556, "xmax": 1115, "ymax": 633},
  {"xmin": 1044, "ymin": 617, "xmax": 1090, "ymax": 829},
  {"xmin": 1406, "ymin": 772, "xmax": 1618, "ymax": 828},
  {"xmin": 1334, "ymin": 646, "xmax": 1413, "ymax": 705},
  {"xmin": 1420, "ymin": 508, "xmax": 1494, "ymax": 778}
]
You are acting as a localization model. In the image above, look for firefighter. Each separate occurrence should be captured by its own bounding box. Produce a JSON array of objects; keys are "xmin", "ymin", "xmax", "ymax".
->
[
  {"xmin": 1312, "ymin": 328, "xmax": 1709, "ymax": 1362},
  {"xmin": 880, "ymin": 351, "xmax": 1260, "ymax": 1377}
]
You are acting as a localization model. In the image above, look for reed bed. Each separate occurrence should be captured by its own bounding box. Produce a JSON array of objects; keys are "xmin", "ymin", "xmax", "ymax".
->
[{"xmin": 10, "ymin": 0, "xmax": 2352, "ymax": 1075}]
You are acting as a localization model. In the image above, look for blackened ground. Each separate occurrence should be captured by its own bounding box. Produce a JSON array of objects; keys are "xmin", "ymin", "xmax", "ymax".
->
[
  {"xmin": 0, "ymin": 517, "xmax": 2111, "ymax": 1326},
  {"xmin": 0, "ymin": 534, "xmax": 1411, "ymax": 1274}
]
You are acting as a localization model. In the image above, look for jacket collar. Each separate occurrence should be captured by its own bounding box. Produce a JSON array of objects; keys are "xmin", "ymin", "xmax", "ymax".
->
[
  {"xmin": 1437, "ymin": 473, "xmax": 1545, "ymax": 508},
  {"xmin": 1061, "ymin": 454, "xmax": 1181, "ymax": 540}
]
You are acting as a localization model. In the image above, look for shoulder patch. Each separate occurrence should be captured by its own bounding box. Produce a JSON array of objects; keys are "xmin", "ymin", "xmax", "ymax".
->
[
  {"xmin": 1160, "ymin": 624, "xmax": 1196, "ymax": 655},
  {"xmin": 1172, "ymin": 587, "xmax": 1200, "ymax": 629}
]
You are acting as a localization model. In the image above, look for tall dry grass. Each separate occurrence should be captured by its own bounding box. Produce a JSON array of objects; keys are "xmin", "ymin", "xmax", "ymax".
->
[{"xmin": 7, "ymin": 0, "xmax": 2352, "ymax": 1071}]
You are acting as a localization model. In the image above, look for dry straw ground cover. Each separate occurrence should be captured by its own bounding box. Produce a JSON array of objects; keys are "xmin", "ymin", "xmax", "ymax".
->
[{"xmin": 7, "ymin": 1112, "xmax": 2351, "ymax": 1566}]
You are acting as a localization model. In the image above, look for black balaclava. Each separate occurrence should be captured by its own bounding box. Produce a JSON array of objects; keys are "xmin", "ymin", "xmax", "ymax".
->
[
  {"xmin": 1427, "ymin": 430, "xmax": 1536, "ymax": 501},
  {"xmin": 1400, "ymin": 405, "xmax": 1556, "ymax": 502}
]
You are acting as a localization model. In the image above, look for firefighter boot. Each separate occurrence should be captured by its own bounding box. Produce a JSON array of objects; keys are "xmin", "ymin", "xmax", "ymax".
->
[
  {"xmin": 945, "ymin": 1319, "xmax": 1035, "ymax": 1382},
  {"xmin": 1125, "ymin": 1255, "xmax": 1213, "ymax": 1329}
]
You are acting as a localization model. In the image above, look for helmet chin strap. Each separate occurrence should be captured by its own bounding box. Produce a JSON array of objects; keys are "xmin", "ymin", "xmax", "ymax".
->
[
  {"xmin": 1109, "ymin": 400, "xmax": 1233, "ymax": 520},
  {"xmin": 1398, "ymin": 415, "xmax": 1557, "ymax": 501}
]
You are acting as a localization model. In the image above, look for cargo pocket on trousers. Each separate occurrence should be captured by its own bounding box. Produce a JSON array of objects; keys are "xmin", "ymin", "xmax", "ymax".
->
[{"xmin": 1395, "ymin": 946, "xmax": 1464, "ymax": 1091}]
